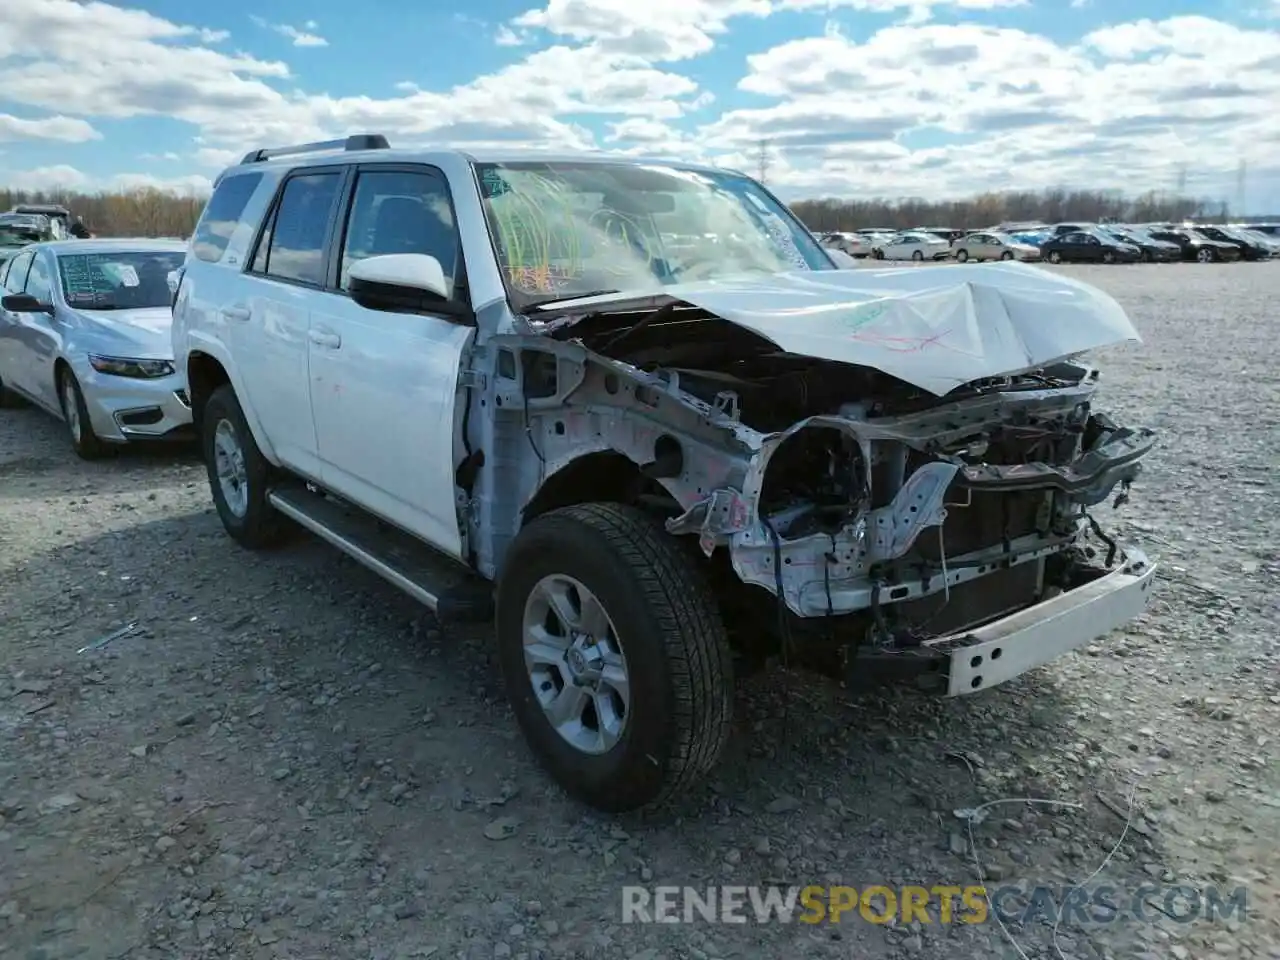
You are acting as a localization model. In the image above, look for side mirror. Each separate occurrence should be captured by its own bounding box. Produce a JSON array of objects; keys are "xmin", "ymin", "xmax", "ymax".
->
[
  {"xmin": 348, "ymin": 254, "xmax": 466, "ymax": 319},
  {"xmin": 2, "ymin": 292, "xmax": 52, "ymax": 314}
]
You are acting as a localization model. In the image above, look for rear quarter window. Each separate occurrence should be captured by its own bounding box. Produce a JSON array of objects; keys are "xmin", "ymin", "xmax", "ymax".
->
[{"xmin": 192, "ymin": 172, "xmax": 265, "ymax": 263}]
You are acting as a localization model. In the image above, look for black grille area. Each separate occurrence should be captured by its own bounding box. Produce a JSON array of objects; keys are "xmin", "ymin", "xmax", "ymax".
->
[
  {"xmin": 917, "ymin": 487, "xmax": 1047, "ymax": 560},
  {"xmin": 895, "ymin": 562, "xmax": 1042, "ymax": 635}
]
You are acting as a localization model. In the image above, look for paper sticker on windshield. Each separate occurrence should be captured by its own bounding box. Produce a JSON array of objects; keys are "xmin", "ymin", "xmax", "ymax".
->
[{"xmin": 116, "ymin": 264, "xmax": 140, "ymax": 287}]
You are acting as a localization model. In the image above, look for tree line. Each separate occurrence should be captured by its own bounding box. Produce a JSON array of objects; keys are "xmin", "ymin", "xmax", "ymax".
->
[{"xmin": 0, "ymin": 183, "xmax": 1252, "ymax": 238}]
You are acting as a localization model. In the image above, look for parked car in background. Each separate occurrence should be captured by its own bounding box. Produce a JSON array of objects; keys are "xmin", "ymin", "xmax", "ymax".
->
[
  {"xmin": 1010, "ymin": 229, "xmax": 1053, "ymax": 246},
  {"xmin": 1240, "ymin": 222, "xmax": 1279, "ymax": 237},
  {"xmin": 8, "ymin": 204, "xmax": 76, "ymax": 239},
  {"xmin": 819, "ymin": 232, "xmax": 874, "ymax": 258},
  {"xmin": 1040, "ymin": 231, "xmax": 1141, "ymax": 264},
  {"xmin": 1190, "ymin": 225, "xmax": 1273, "ymax": 261},
  {"xmin": 0, "ymin": 238, "xmax": 192, "ymax": 458},
  {"xmin": 1102, "ymin": 226, "xmax": 1180, "ymax": 262},
  {"xmin": 871, "ymin": 231, "xmax": 953, "ymax": 261},
  {"xmin": 911, "ymin": 226, "xmax": 965, "ymax": 243},
  {"xmin": 951, "ymin": 231, "xmax": 1041, "ymax": 263},
  {"xmin": 1231, "ymin": 227, "xmax": 1280, "ymax": 255},
  {"xmin": 1146, "ymin": 228, "xmax": 1241, "ymax": 263},
  {"xmin": 0, "ymin": 215, "xmax": 57, "ymax": 266}
]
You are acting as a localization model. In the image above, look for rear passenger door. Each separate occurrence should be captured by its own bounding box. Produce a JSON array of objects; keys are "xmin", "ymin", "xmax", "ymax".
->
[
  {"xmin": 308, "ymin": 164, "xmax": 474, "ymax": 559},
  {"xmin": 237, "ymin": 167, "xmax": 347, "ymax": 480}
]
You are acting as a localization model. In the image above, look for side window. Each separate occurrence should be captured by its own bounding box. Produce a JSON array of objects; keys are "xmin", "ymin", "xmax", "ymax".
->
[
  {"xmin": 4, "ymin": 252, "xmax": 33, "ymax": 293},
  {"xmin": 337, "ymin": 169, "xmax": 461, "ymax": 294},
  {"xmin": 254, "ymin": 172, "xmax": 342, "ymax": 286},
  {"xmin": 0, "ymin": 258, "xmax": 9, "ymax": 287},
  {"xmin": 192, "ymin": 172, "xmax": 264, "ymax": 263},
  {"xmin": 25, "ymin": 254, "xmax": 52, "ymax": 301}
]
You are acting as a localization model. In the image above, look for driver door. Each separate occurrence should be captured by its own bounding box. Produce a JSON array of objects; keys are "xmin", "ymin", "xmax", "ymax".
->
[{"xmin": 307, "ymin": 164, "xmax": 474, "ymax": 559}]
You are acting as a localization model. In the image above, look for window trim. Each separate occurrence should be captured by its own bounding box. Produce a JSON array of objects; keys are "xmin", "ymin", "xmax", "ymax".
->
[
  {"xmin": 328, "ymin": 161, "xmax": 474, "ymax": 318},
  {"xmin": 24, "ymin": 250, "xmax": 54, "ymax": 302},
  {"xmin": 4, "ymin": 250, "xmax": 35, "ymax": 294},
  {"xmin": 244, "ymin": 164, "xmax": 352, "ymax": 291}
]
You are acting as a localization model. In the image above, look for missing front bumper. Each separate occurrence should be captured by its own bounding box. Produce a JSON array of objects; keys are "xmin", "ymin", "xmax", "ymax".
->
[
  {"xmin": 843, "ymin": 546, "xmax": 1156, "ymax": 696},
  {"xmin": 934, "ymin": 546, "xmax": 1156, "ymax": 696}
]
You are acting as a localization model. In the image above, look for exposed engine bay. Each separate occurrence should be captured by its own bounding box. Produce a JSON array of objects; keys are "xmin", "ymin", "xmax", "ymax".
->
[{"xmin": 504, "ymin": 284, "xmax": 1157, "ymax": 687}]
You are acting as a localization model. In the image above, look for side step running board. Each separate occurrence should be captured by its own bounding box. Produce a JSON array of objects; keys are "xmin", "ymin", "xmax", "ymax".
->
[{"xmin": 267, "ymin": 486, "xmax": 494, "ymax": 623}]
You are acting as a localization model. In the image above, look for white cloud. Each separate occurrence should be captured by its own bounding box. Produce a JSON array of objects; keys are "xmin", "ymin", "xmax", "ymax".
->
[
  {"xmin": 777, "ymin": 0, "xmax": 1028, "ymax": 26},
  {"xmin": 0, "ymin": 0, "xmax": 1277, "ymax": 207},
  {"xmin": 495, "ymin": 25, "xmax": 531, "ymax": 46},
  {"xmin": 0, "ymin": 113, "xmax": 101, "ymax": 143},
  {"xmin": 250, "ymin": 15, "xmax": 328, "ymax": 47}
]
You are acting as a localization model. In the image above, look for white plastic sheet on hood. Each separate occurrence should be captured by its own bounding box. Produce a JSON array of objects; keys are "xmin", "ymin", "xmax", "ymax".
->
[{"xmin": 553, "ymin": 261, "xmax": 1142, "ymax": 397}]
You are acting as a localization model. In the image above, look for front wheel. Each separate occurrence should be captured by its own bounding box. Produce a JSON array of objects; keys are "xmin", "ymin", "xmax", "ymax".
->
[
  {"xmin": 955, "ymin": 249, "xmax": 969, "ymax": 262},
  {"xmin": 202, "ymin": 384, "xmax": 288, "ymax": 549},
  {"xmin": 58, "ymin": 366, "xmax": 107, "ymax": 460},
  {"xmin": 1102, "ymin": 251, "xmax": 1116, "ymax": 264},
  {"xmin": 1197, "ymin": 248, "xmax": 1215, "ymax": 263},
  {"xmin": 1048, "ymin": 250, "xmax": 1063, "ymax": 264},
  {"xmin": 496, "ymin": 503, "xmax": 734, "ymax": 813},
  {"xmin": 1000, "ymin": 251, "xmax": 1014, "ymax": 261}
]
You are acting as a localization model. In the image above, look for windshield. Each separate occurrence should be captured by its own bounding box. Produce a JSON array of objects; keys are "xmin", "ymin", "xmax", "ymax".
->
[
  {"xmin": 473, "ymin": 160, "xmax": 834, "ymax": 306},
  {"xmin": 56, "ymin": 250, "xmax": 185, "ymax": 310}
]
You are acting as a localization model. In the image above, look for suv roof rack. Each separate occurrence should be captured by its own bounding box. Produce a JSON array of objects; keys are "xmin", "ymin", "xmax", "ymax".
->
[{"xmin": 240, "ymin": 134, "xmax": 390, "ymax": 165}]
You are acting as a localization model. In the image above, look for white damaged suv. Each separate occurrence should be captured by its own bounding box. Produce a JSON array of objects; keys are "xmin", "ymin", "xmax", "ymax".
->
[{"xmin": 172, "ymin": 135, "xmax": 1158, "ymax": 812}]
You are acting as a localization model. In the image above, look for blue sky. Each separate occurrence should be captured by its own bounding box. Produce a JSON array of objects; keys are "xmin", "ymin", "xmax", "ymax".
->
[{"xmin": 2, "ymin": 0, "xmax": 1278, "ymax": 210}]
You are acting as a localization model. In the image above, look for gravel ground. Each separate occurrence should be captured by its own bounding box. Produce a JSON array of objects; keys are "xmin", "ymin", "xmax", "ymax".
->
[{"xmin": 1, "ymin": 262, "xmax": 1277, "ymax": 960}]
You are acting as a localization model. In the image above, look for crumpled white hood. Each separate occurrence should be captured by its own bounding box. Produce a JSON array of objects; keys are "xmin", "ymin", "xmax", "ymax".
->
[{"xmin": 554, "ymin": 261, "xmax": 1142, "ymax": 396}]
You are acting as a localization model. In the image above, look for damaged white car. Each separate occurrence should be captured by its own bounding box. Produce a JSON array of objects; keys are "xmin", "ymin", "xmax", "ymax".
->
[{"xmin": 174, "ymin": 139, "xmax": 1157, "ymax": 813}]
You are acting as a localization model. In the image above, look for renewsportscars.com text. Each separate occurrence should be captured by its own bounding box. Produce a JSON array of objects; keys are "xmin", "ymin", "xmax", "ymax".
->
[{"xmin": 621, "ymin": 884, "xmax": 1248, "ymax": 926}]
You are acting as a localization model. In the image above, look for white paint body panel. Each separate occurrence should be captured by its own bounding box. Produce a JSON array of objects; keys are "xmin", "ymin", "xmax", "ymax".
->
[{"xmin": 308, "ymin": 295, "xmax": 473, "ymax": 558}]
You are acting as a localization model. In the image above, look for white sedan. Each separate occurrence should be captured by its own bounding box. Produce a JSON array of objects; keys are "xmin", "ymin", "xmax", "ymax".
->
[
  {"xmin": 871, "ymin": 232, "xmax": 954, "ymax": 262},
  {"xmin": 0, "ymin": 238, "xmax": 192, "ymax": 459}
]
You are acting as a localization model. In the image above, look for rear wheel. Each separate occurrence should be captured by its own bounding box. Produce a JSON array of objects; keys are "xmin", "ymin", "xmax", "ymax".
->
[
  {"xmin": 496, "ymin": 503, "xmax": 734, "ymax": 813},
  {"xmin": 911, "ymin": 250, "xmax": 924, "ymax": 261},
  {"xmin": 57, "ymin": 366, "xmax": 107, "ymax": 460},
  {"xmin": 202, "ymin": 384, "xmax": 288, "ymax": 549}
]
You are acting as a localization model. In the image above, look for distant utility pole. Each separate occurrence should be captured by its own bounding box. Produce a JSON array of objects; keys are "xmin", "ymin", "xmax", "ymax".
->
[
  {"xmin": 1236, "ymin": 160, "xmax": 1247, "ymax": 218},
  {"xmin": 756, "ymin": 139, "xmax": 771, "ymax": 185}
]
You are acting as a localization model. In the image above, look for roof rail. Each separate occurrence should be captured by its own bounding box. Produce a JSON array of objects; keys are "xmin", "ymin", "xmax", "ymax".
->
[{"xmin": 240, "ymin": 134, "xmax": 390, "ymax": 165}]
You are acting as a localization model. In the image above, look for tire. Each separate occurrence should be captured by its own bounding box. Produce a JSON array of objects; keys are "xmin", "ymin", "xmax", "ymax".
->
[
  {"xmin": 496, "ymin": 503, "xmax": 733, "ymax": 813},
  {"xmin": 1102, "ymin": 251, "xmax": 1115, "ymax": 264},
  {"xmin": 911, "ymin": 250, "xmax": 924, "ymax": 261},
  {"xmin": 955, "ymin": 249, "xmax": 969, "ymax": 262},
  {"xmin": 1142, "ymin": 250, "xmax": 1153, "ymax": 262},
  {"xmin": 1197, "ymin": 248, "xmax": 1214, "ymax": 263},
  {"xmin": 57, "ymin": 366, "xmax": 107, "ymax": 460},
  {"xmin": 202, "ymin": 384, "xmax": 287, "ymax": 549},
  {"xmin": 1048, "ymin": 250, "xmax": 1062, "ymax": 264},
  {"xmin": 1000, "ymin": 251, "xmax": 1014, "ymax": 261}
]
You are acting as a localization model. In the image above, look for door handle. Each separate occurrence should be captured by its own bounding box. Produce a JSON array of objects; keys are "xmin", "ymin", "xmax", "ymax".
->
[
  {"xmin": 308, "ymin": 330, "xmax": 341, "ymax": 349},
  {"xmin": 221, "ymin": 305, "xmax": 251, "ymax": 322}
]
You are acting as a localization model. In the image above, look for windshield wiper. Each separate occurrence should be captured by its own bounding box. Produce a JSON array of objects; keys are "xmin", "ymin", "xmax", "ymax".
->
[{"xmin": 524, "ymin": 289, "xmax": 622, "ymax": 311}]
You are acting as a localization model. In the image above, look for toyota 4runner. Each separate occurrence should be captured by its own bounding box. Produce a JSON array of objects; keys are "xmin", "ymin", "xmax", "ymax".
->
[{"xmin": 172, "ymin": 135, "xmax": 1158, "ymax": 813}]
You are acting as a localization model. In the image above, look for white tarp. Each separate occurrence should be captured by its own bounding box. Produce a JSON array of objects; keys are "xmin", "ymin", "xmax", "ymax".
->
[{"xmin": 550, "ymin": 261, "xmax": 1142, "ymax": 396}]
